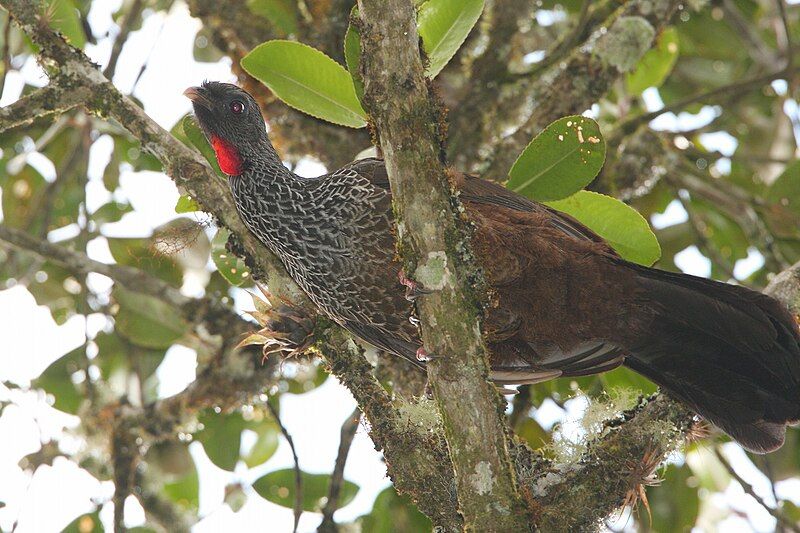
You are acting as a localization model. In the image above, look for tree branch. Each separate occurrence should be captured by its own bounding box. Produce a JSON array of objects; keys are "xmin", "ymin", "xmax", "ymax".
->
[
  {"xmin": 356, "ymin": 1, "xmax": 529, "ymax": 529},
  {"xmin": 318, "ymin": 407, "xmax": 361, "ymax": 532},
  {"xmin": 316, "ymin": 327, "xmax": 462, "ymax": 530},
  {"xmin": 0, "ymin": 83, "xmax": 88, "ymax": 131},
  {"xmin": 480, "ymin": 0, "xmax": 681, "ymax": 182}
]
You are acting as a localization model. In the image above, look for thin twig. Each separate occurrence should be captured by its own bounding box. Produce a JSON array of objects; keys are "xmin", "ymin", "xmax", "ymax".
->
[
  {"xmin": 266, "ymin": 400, "xmax": 302, "ymax": 533},
  {"xmin": 103, "ymin": 0, "xmax": 144, "ymax": 79},
  {"xmin": 714, "ymin": 447, "xmax": 800, "ymax": 533},
  {"xmin": 674, "ymin": 195, "xmax": 737, "ymax": 281},
  {"xmin": 527, "ymin": 0, "xmax": 591, "ymax": 77},
  {"xmin": 318, "ymin": 407, "xmax": 361, "ymax": 532},
  {"xmin": 775, "ymin": 0, "xmax": 794, "ymax": 73},
  {"xmin": 619, "ymin": 68, "xmax": 790, "ymax": 135}
]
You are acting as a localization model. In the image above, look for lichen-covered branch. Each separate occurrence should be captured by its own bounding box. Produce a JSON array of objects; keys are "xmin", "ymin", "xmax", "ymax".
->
[
  {"xmin": 480, "ymin": 0, "xmax": 681, "ymax": 182},
  {"xmin": 527, "ymin": 259, "xmax": 800, "ymax": 530},
  {"xmin": 316, "ymin": 327, "xmax": 462, "ymax": 530},
  {"xmin": 0, "ymin": 83, "xmax": 88, "ymax": 131},
  {"xmin": 527, "ymin": 395, "xmax": 695, "ymax": 531},
  {"xmin": 356, "ymin": 0, "xmax": 529, "ymax": 529},
  {"xmin": 0, "ymin": 0, "xmax": 308, "ymax": 309}
]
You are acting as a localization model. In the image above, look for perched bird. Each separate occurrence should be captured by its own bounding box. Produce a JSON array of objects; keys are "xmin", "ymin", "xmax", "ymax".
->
[{"xmin": 185, "ymin": 81, "xmax": 800, "ymax": 454}]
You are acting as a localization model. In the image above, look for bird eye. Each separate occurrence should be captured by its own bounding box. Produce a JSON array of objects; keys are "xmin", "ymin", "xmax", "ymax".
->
[{"xmin": 230, "ymin": 100, "xmax": 244, "ymax": 114}]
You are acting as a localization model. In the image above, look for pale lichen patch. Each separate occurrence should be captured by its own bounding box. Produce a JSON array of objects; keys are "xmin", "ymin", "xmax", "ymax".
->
[
  {"xmin": 414, "ymin": 250, "xmax": 451, "ymax": 291},
  {"xmin": 595, "ymin": 16, "xmax": 656, "ymax": 72},
  {"xmin": 469, "ymin": 461, "xmax": 495, "ymax": 495}
]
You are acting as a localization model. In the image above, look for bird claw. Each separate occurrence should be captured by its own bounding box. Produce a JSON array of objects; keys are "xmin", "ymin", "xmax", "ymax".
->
[
  {"xmin": 408, "ymin": 315, "xmax": 421, "ymax": 327},
  {"xmin": 237, "ymin": 287, "xmax": 316, "ymax": 363},
  {"xmin": 398, "ymin": 269, "xmax": 433, "ymax": 301}
]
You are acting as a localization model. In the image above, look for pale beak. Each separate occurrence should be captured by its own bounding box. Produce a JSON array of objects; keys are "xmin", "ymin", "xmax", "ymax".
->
[{"xmin": 183, "ymin": 86, "xmax": 212, "ymax": 109}]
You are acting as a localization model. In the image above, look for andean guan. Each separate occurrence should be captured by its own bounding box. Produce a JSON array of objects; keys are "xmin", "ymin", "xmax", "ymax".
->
[{"xmin": 185, "ymin": 81, "xmax": 800, "ymax": 454}]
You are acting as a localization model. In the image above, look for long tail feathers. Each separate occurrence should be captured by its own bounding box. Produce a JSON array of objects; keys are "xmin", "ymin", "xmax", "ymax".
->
[{"xmin": 624, "ymin": 265, "xmax": 800, "ymax": 453}]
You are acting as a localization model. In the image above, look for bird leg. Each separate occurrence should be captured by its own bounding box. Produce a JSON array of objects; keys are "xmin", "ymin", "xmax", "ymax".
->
[{"xmin": 398, "ymin": 269, "xmax": 433, "ymax": 301}]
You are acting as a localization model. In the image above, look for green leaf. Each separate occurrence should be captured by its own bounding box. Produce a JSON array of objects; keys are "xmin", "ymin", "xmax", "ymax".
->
[
  {"xmin": 181, "ymin": 115, "xmax": 224, "ymax": 177},
  {"xmin": 63, "ymin": 511, "xmax": 103, "ymax": 533},
  {"xmin": 163, "ymin": 468, "xmax": 199, "ymax": 510},
  {"xmin": 252, "ymin": 469, "xmax": 359, "ymax": 512},
  {"xmin": 34, "ymin": 346, "xmax": 85, "ymax": 414},
  {"xmin": 626, "ymin": 27, "xmax": 679, "ymax": 94},
  {"xmin": 175, "ymin": 195, "xmax": 201, "ymax": 214},
  {"xmin": 545, "ymin": 191, "xmax": 661, "ymax": 265},
  {"xmin": 195, "ymin": 410, "xmax": 247, "ymax": 471},
  {"xmin": 1, "ymin": 164, "xmax": 47, "ymax": 231},
  {"xmin": 241, "ymin": 40, "xmax": 367, "ymax": 128},
  {"xmin": 508, "ymin": 116, "xmax": 606, "ymax": 202},
  {"xmin": 193, "ymin": 26, "xmax": 223, "ymax": 63},
  {"xmin": 417, "ymin": 0, "xmax": 485, "ymax": 78},
  {"xmin": 516, "ymin": 418, "xmax": 551, "ymax": 449},
  {"xmin": 113, "ymin": 286, "xmax": 188, "ymax": 350},
  {"xmin": 343, "ymin": 7, "xmax": 364, "ymax": 102},
  {"xmin": 107, "ymin": 237, "xmax": 182, "ymax": 286},
  {"xmin": 46, "ymin": 0, "xmax": 86, "ymax": 48},
  {"xmin": 212, "ymin": 229, "xmax": 252, "ymax": 287},
  {"xmin": 765, "ymin": 159, "xmax": 800, "ymax": 239},
  {"xmin": 358, "ymin": 486, "xmax": 431, "ymax": 533},
  {"xmin": 243, "ymin": 419, "xmax": 280, "ymax": 468},
  {"xmin": 247, "ymin": 0, "xmax": 298, "ymax": 36},
  {"xmin": 91, "ymin": 201, "xmax": 133, "ymax": 224}
]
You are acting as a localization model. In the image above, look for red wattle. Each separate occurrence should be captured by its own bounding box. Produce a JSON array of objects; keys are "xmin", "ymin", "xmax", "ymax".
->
[{"xmin": 210, "ymin": 136, "xmax": 243, "ymax": 176}]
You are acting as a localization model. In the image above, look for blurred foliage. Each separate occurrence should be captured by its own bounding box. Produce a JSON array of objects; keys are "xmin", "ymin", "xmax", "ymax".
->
[{"xmin": 0, "ymin": 0, "xmax": 799, "ymax": 531}]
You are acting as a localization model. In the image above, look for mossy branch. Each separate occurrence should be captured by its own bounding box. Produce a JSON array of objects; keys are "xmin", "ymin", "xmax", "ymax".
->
[{"xmin": 356, "ymin": 0, "xmax": 531, "ymax": 530}]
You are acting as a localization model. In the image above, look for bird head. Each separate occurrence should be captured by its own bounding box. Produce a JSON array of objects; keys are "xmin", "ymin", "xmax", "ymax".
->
[{"xmin": 183, "ymin": 81, "xmax": 267, "ymax": 176}]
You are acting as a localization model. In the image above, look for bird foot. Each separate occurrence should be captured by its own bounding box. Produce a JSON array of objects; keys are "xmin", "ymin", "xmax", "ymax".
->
[
  {"xmin": 408, "ymin": 315, "xmax": 420, "ymax": 327},
  {"xmin": 237, "ymin": 287, "xmax": 316, "ymax": 363},
  {"xmin": 398, "ymin": 269, "xmax": 433, "ymax": 301}
]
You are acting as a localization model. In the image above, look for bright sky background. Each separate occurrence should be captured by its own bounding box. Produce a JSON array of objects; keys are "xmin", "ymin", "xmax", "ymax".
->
[{"xmin": 0, "ymin": 2, "xmax": 797, "ymax": 532}]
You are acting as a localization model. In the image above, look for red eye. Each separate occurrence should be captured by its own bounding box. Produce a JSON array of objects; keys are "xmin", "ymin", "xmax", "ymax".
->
[{"xmin": 230, "ymin": 100, "xmax": 244, "ymax": 114}]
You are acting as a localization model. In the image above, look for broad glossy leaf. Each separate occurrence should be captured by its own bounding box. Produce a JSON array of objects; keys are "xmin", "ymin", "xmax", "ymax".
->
[
  {"xmin": 113, "ymin": 286, "xmax": 187, "ymax": 350},
  {"xmin": 243, "ymin": 419, "xmax": 280, "ymax": 468},
  {"xmin": 91, "ymin": 201, "xmax": 133, "ymax": 224},
  {"xmin": 343, "ymin": 6, "xmax": 364, "ymax": 102},
  {"xmin": 241, "ymin": 40, "xmax": 367, "ymax": 128},
  {"xmin": 107, "ymin": 237, "xmax": 182, "ymax": 286},
  {"xmin": 181, "ymin": 115, "xmax": 224, "ymax": 177},
  {"xmin": 1, "ymin": 164, "xmax": 47, "ymax": 230},
  {"xmin": 358, "ymin": 486, "xmax": 430, "ymax": 533},
  {"xmin": 163, "ymin": 468, "xmax": 199, "ymax": 510},
  {"xmin": 195, "ymin": 410, "xmax": 247, "ymax": 471},
  {"xmin": 600, "ymin": 367, "xmax": 658, "ymax": 396},
  {"xmin": 508, "ymin": 116, "xmax": 606, "ymax": 202},
  {"xmin": 252, "ymin": 469, "xmax": 359, "ymax": 512},
  {"xmin": 417, "ymin": 0, "xmax": 484, "ymax": 78},
  {"xmin": 46, "ymin": 0, "xmax": 86, "ymax": 48},
  {"xmin": 145, "ymin": 441, "xmax": 195, "ymax": 479},
  {"xmin": 63, "ymin": 511, "xmax": 102, "ymax": 533},
  {"xmin": 627, "ymin": 27, "xmax": 679, "ymax": 94},
  {"xmin": 26, "ymin": 262, "xmax": 80, "ymax": 325},
  {"xmin": 546, "ymin": 191, "xmax": 661, "ymax": 265},
  {"xmin": 765, "ymin": 159, "xmax": 800, "ymax": 239},
  {"xmin": 212, "ymin": 229, "xmax": 251, "ymax": 287},
  {"xmin": 247, "ymin": 0, "xmax": 298, "ymax": 36},
  {"xmin": 34, "ymin": 346, "xmax": 84, "ymax": 414},
  {"xmin": 193, "ymin": 26, "xmax": 223, "ymax": 63},
  {"xmin": 175, "ymin": 195, "xmax": 201, "ymax": 214},
  {"xmin": 516, "ymin": 418, "xmax": 551, "ymax": 449}
]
